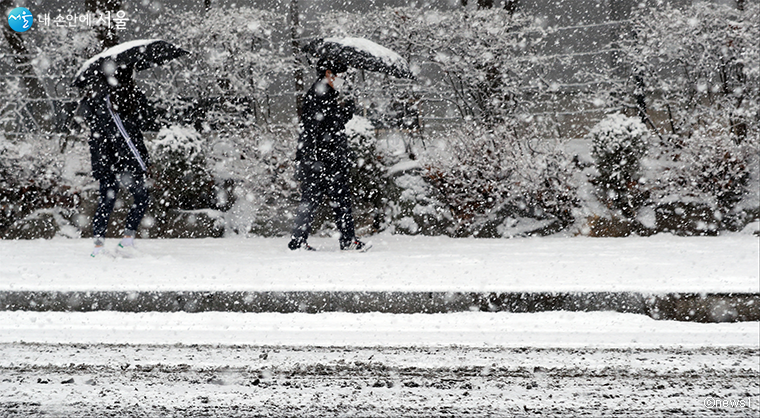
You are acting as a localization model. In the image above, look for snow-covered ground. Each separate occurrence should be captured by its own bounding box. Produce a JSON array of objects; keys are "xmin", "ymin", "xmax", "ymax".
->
[
  {"xmin": 1, "ymin": 233, "xmax": 758, "ymax": 416},
  {"xmin": 1, "ymin": 233, "xmax": 758, "ymax": 293},
  {"xmin": 1, "ymin": 310, "xmax": 758, "ymax": 348},
  {"xmin": 1, "ymin": 342, "xmax": 758, "ymax": 417}
]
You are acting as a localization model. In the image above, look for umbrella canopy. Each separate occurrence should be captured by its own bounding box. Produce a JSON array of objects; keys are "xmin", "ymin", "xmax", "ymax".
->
[
  {"xmin": 303, "ymin": 37, "xmax": 414, "ymax": 79},
  {"xmin": 73, "ymin": 39, "xmax": 189, "ymax": 88}
]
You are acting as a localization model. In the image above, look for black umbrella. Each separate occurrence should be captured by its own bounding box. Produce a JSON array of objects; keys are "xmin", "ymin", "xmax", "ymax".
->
[
  {"xmin": 73, "ymin": 39, "xmax": 189, "ymax": 88},
  {"xmin": 303, "ymin": 37, "xmax": 414, "ymax": 79}
]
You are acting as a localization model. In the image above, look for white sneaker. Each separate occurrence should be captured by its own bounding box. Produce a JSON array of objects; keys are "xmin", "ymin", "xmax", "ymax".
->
[
  {"xmin": 90, "ymin": 245, "xmax": 109, "ymax": 258},
  {"xmin": 115, "ymin": 237, "xmax": 139, "ymax": 258}
]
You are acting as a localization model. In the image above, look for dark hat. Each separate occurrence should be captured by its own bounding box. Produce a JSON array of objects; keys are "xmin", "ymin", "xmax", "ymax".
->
[{"xmin": 316, "ymin": 57, "xmax": 349, "ymax": 74}]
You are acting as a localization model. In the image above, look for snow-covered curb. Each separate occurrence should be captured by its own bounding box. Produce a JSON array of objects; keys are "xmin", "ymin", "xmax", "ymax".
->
[{"xmin": 1, "ymin": 311, "xmax": 757, "ymax": 349}]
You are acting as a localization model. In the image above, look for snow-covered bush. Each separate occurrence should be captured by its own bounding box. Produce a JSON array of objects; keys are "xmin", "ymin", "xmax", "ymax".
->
[
  {"xmin": 148, "ymin": 125, "xmax": 222, "ymax": 236},
  {"xmin": 618, "ymin": 2, "xmax": 759, "ymax": 234},
  {"xmin": 206, "ymin": 126, "xmax": 300, "ymax": 237},
  {"xmin": 0, "ymin": 132, "xmax": 85, "ymax": 239},
  {"xmin": 644, "ymin": 131, "xmax": 756, "ymax": 234},
  {"xmin": 344, "ymin": 116, "xmax": 390, "ymax": 233},
  {"xmin": 420, "ymin": 123, "xmax": 576, "ymax": 238},
  {"xmin": 0, "ymin": 23, "xmax": 98, "ymax": 239},
  {"xmin": 385, "ymin": 171, "xmax": 452, "ymax": 236},
  {"xmin": 588, "ymin": 113, "xmax": 650, "ymax": 229},
  {"xmin": 321, "ymin": 7, "xmax": 550, "ymax": 128},
  {"xmin": 143, "ymin": 6, "xmax": 291, "ymax": 130}
]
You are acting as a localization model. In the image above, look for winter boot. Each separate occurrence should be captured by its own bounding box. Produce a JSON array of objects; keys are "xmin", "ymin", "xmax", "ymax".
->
[{"xmin": 288, "ymin": 238, "xmax": 316, "ymax": 251}]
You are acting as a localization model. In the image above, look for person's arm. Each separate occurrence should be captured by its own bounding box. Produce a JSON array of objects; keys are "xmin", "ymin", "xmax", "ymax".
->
[
  {"xmin": 135, "ymin": 91, "xmax": 160, "ymax": 132},
  {"xmin": 79, "ymin": 97, "xmax": 112, "ymax": 180},
  {"xmin": 336, "ymin": 96, "xmax": 355, "ymax": 125}
]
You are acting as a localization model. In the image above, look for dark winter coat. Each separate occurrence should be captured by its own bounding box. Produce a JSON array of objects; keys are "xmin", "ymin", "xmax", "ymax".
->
[
  {"xmin": 80, "ymin": 90, "xmax": 156, "ymax": 181},
  {"xmin": 296, "ymin": 78, "xmax": 355, "ymax": 171}
]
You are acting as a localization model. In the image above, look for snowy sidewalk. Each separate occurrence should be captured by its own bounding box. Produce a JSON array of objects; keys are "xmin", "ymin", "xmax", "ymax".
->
[
  {"xmin": 0, "ymin": 234, "xmax": 758, "ymax": 322},
  {"xmin": 1, "ymin": 234, "xmax": 757, "ymax": 292}
]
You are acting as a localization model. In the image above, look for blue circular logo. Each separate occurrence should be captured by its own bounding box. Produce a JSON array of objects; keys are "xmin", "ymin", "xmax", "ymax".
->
[{"xmin": 8, "ymin": 7, "xmax": 33, "ymax": 32}]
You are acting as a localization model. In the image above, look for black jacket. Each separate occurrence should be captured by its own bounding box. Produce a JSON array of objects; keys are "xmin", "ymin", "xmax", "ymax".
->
[
  {"xmin": 80, "ymin": 91, "xmax": 155, "ymax": 180},
  {"xmin": 296, "ymin": 78, "xmax": 355, "ymax": 169}
]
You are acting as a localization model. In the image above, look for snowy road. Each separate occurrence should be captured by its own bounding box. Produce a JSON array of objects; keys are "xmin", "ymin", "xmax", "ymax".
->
[
  {"xmin": 1, "ymin": 311, "xmax": 759, "ymax": 417},
  {"xmin": 1, "ymin": 342, "xmax": 758, "ymax": 417}
]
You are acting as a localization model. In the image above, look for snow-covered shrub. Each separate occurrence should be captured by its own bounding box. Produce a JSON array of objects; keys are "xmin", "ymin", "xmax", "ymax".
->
[
  {"xmin": 344, "ymin": 116, "xmax": 390, "ymax": 233},
  {"xmin": 0, "ymin": 23, "xmax": 99, "ymax": 239},
  {"xmin": 203, "ymin": 127, "xmax": 300, "ymax": 237},
  {"xmin": 643, "ymin": 131, "xmax": 756, "ymax": 235},
  {"xmin": 148, "ymin": 125, "xmax": 221, "ymax": 232},
  {"xmin": 0, "ymin": 133, "xmax": 85, "ymax": 239},
  {"xmin": 421, "ymin": 123, "xmax": 576, "ymax": 238},
  {"xmin": 607, "ymin": 2, "xmax": 760, "ymax": 234},
  {"xmin": 587, "ymin": 113, "xmax": 650, "ymax": 231},
  {"xmin": 143, "ymin": 6, "xmax": 291, "ymax": 131},
  {"xmin": 384, "ymin": 170, "xmax": 452, "ymax": 236}
]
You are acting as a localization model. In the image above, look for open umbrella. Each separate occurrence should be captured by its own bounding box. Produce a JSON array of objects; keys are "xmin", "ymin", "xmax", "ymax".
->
[
  {"xmin": 303, "ymin": 37, "xmax": 414, "ymax": 79},
  {"xmin": 73, "ymin": 39, "xmax": 189, "ymax": 88}
]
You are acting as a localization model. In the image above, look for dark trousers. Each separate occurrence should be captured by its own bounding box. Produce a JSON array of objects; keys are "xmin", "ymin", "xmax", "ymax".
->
[
  {"xmin": 93, "ymin": 172, "xmax": 149, "ymax": 238},
  {"xmin": 291, "ymin": 161, "xmax": 355, "ymax": 246}
]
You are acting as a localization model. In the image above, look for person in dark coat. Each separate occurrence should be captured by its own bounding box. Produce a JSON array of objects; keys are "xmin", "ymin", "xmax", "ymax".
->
[
  {"xmin": 288, "ymin": 59, "xmax": 368, "ymax": 251},
  {"xmin": 80, "ymin": 68, "xmax": 156, "ymax": 256}
]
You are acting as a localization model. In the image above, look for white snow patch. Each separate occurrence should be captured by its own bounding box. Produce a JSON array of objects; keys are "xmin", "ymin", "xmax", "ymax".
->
[
  {"xmin": 1, "ymin": 311, "xmax": 757, "ymax": 348},
  {"xmin": 0, "ymin": 235, "xmax": 757, "ymax": 293}
]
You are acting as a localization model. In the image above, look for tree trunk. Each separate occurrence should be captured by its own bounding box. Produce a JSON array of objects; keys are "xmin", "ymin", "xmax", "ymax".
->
[
  {"xmin": 736, "ymin": 0, "xmax": 744, "ymax": 11},
  {"xmin": 1, "ymin": 0, "xmax": 53, "ymax": 133},
  {"xmin": 634, "ymin": 74, "xmax": 648, "ymax": 124},
  {"xmin": 290, "ymin": 0, "xmax": 305, "ymax": 117},
  {"xmin": 85, "ymin": 0, "xmax": 122, "ymax": 49}
]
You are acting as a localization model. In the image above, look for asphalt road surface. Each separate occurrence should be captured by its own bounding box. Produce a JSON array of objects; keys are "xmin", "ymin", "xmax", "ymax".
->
[{"xmin": 1, "ymin": 344, "xmax": 758, "ymax": 417}]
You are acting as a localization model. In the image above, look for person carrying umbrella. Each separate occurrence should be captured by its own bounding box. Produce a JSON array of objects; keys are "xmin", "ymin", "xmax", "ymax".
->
[
  {"xmin": 289, "ymin": 38, "xmax": 414, "ymax": 252},
  {"xmin": 289, "ymin": 37, "xmax": 414, "ymax": 251},
  {"xmin": 75, "ymin": 39, "xmax": 187, "ymax": 257},
  {"xmin": 81, "ymin": 67, "xmax": 155, "ymax": 257},
  {"xmin": 288, "ymin": 58, "xmax": 368, "ymax": 251}
]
